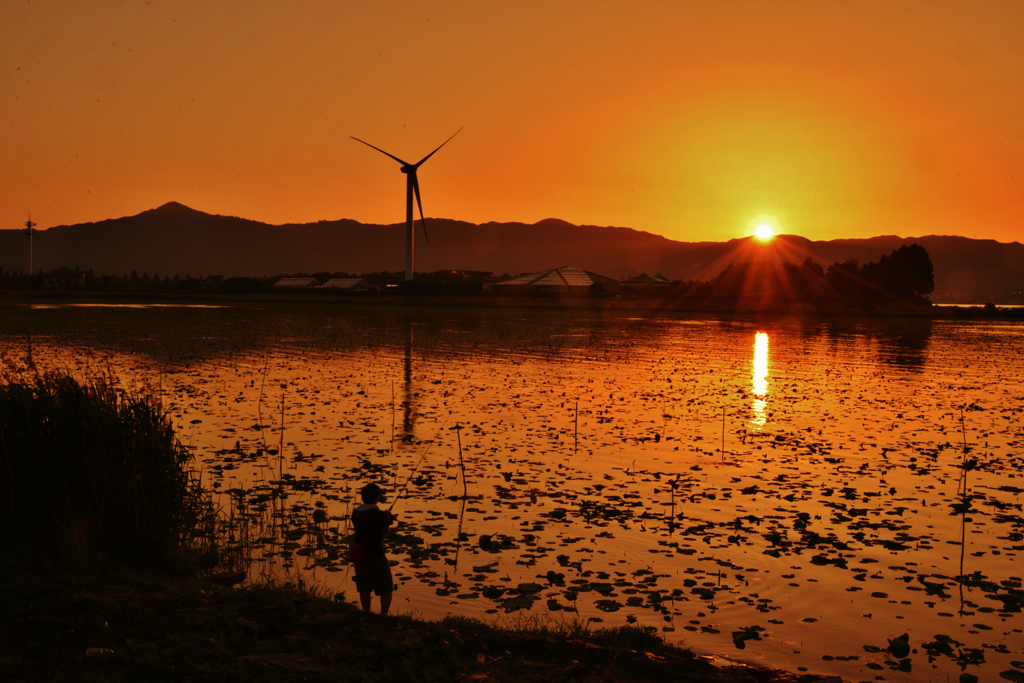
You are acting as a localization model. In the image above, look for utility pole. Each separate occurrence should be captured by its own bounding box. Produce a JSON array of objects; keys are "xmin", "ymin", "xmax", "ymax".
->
[{"xmin": 24, "ymin": 216, "xmax": 37, "ymax": 276}]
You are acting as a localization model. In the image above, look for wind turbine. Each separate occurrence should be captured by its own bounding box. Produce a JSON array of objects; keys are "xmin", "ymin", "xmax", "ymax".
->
[{"xmin": 351, "ymin": 128, "xmax": 461, "ymax": 281}]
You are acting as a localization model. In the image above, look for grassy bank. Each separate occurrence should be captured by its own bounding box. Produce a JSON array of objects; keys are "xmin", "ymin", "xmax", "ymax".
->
[{"xmin": 0, "ymin": 554, "xmax": 841, "ymax": 682}]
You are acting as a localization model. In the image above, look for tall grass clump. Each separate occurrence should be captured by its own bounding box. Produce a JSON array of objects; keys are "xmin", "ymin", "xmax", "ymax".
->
[{"xmin": 0, "ymin": 371, "xmax": 213, "ymax": 568}]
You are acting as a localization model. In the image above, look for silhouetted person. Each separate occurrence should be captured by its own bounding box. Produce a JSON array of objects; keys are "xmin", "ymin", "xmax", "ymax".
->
[{"xmin": 352, "ymin": 483, "xmax": 394, "ymax": 615}]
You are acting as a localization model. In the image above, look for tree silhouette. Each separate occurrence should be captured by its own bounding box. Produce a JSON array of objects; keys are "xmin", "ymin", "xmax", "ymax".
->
[{"xmin": 861, "ymin": 244, "xmax": 934, "ymax": 299}]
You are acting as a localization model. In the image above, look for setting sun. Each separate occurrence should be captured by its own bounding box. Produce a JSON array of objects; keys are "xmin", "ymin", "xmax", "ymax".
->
[{"xmin": 754, "ymin": 224, "xmax": 775, "ymax": 241}]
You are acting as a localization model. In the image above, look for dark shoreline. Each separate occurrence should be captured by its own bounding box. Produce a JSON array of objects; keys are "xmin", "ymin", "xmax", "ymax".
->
[{"xmin": 0, "ymin": 555, "xmax": 842, "ymax": 682}]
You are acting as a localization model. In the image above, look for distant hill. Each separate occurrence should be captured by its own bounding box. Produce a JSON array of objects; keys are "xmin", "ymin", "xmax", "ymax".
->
[{"xmin": 1, "ymin": 201, "xmax": 1021, "ymax": 303}]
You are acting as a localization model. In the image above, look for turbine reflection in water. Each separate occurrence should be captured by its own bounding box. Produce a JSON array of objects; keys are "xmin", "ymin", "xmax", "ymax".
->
[{"xmin": 751, "ymin": 331, "xmax": 769, "ymax": 427}]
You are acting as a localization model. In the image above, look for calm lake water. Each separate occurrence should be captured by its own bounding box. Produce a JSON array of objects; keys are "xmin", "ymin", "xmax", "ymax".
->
[{"xmin": 3, "ymin": 301, "xmax": 1023, "ymax": 682}]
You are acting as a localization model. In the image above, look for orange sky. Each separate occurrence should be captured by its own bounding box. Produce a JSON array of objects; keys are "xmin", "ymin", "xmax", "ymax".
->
[{"xmin": 2, "ymin": 1, "xmax": 1022, "ymax": 242}]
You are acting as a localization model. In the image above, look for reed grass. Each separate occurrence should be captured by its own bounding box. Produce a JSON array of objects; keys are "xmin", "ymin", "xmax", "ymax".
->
[
  {"xmin": 0, "ymin": 371, "xmax": 214, "ymax": 568},
  {"xmin": 471, "ymin": 611, "xmax": 664, "ymax": 651}
]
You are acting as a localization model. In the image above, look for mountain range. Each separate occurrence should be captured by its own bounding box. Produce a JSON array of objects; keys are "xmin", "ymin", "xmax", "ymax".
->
[{"xmin": 2, "ymin": 201, "xmax": 1021, "ymax": 303}]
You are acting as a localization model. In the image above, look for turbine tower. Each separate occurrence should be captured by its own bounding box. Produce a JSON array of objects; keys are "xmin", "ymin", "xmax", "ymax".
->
[
  {"xmin": 24, "ymin": 216, "xmax": 36, "ymax": 276},
  {"xmin": 351, "ymin": 129, "xmax": 461, "ymax": 281}
]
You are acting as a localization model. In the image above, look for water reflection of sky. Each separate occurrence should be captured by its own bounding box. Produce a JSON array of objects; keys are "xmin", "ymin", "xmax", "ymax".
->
[{"xmin": 751, "ymin": 331, "xmax": 768, "ymax": 428}]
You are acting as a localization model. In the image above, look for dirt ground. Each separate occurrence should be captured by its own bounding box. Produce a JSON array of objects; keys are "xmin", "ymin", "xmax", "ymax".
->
[{"xmin": 0, "ymin": 563, "xmax": 844, "ymax": 682}]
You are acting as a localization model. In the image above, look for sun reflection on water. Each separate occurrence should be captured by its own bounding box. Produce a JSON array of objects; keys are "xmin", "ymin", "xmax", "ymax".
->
[{"xmin": 751, "ymin": 331, "xmax": 769, "ymax": 427}]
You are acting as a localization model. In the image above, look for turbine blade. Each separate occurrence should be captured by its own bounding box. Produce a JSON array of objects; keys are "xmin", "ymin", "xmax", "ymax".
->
[
  {"xmin": 350, "ymin": 136, "xmax": 411, "ymax": 166},
  {"xmin": 413, "ymin": 127, "xmax": 463, "ymax": 168},
  {"xmin": 413, "ymin": 174, "xmax": 429, "ymax": 242}
]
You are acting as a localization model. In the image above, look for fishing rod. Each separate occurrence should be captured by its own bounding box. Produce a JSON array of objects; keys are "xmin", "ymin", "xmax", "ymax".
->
[{"xmin": 387, "ymin": 413, "xmax": 450, "ymax": 513}]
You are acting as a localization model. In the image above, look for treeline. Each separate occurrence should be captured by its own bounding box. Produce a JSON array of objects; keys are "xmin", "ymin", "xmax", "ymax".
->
[
  {"xmin": 0, "ymin": 269, "xmax": 243, "ymax": 292},
  {"xmin": 0, "ymin": 244, "xmax": 937, "ymax": 307},
  {"xmin": 0, "ymin": 267, "xmax": 498, "ymax": 297},
  {"xmin": 649, "ymin": 244, "xmax": 936, "ymax": 308},
  {"xmin": 0, "ymin": 269, "xmax": 398, "ymax": 294}
]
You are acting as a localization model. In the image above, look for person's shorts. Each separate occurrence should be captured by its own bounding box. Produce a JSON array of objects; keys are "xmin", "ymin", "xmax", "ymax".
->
[{"xmin": 354, "ymin": 555, "xmax": 394, "ymax": 596}]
